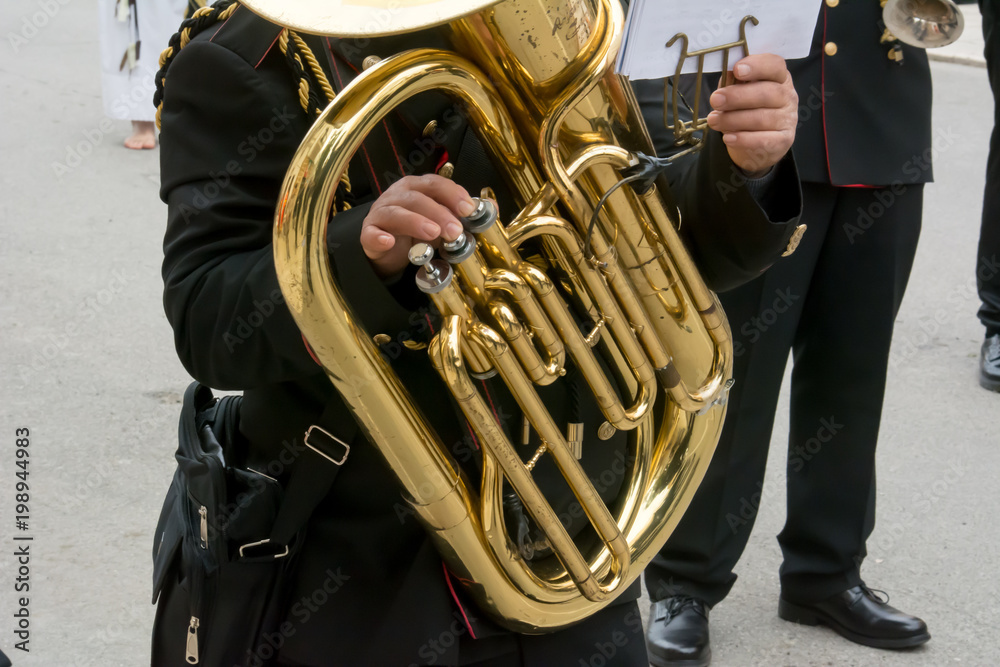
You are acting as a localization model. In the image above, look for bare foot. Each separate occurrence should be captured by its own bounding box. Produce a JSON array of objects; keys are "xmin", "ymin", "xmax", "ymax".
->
[{"xmin": 124, "ymin": 121, "xmax": 156, "ymax": 150}]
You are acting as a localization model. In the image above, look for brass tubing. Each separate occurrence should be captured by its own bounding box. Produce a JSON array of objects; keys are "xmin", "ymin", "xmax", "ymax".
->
[
  {"xmin": 426, "ymin": 274, "xmax": 496, "ymax": 378},
  {"xmin": 564, "ymin": 144, "xmax": 686, "ymax": 355},
  {"xmin": 542, "ymin": 156, "xmax": 677, "ymax": 383},
  {"xmin": 477, "ymin": 209, "xmax": 658, "ymax": 404},
  {"xmin": 476, "ymin": 211, "xmax": 653, "ymax": 429},
  {"xmin": 536, "ymin": 0, "xmax": 623, "ymax": 221},
  {"xmin": 484, "ymin": 268, "xmax": 566, "ymax": 385},
  {"xmin": 506, "ymin": 215, "xmax": 660, "ymax": 426},
  {"xmin": 641, "ymin": 192, "xmax": 718, "ymax": 313},
  {"xmin": 435, "ymin": 317, "xmax": 622, "ymax": 602},
  {"xmin": 486, "ymin": 300, "xmax": 548, "ymax": 386},
  {"xmin": 518, "ymin": 262, "xmax": 632, "ymax": 428},
  {"xmin": 564, "ymin": 144, "xmax": 734, "ymax": 411},
  {"xmin": 465, "ymin": 321, "xmax": 631, "ymax": 597},
  {"xmin": 262, "ymin": 0, "xmax": 733, "ymax": 632},
  {"xmin": 564, "ymin": 144, "xmax": 685, "ymax": 321},
  {"xmin": 450, "ymin": 243, "xmax": 565, "ymax": 386},
  {"xmin": 452, "ymin": 250, "xmax": 490, "ymax": 306},
  {"xmin": 642, "ymin": 190, "xmax": 734, "ymax": 407},
  {"xmin": 271, "ymin": 49, "xmax": 537, "ymax": 509},
  {"xmin": 512, "ymin": 182, "xmax": 561, "ymax": 225},
  {"xmin": 518, "ymin": 0, "xmax": 725, "ymax": 410},
  {"xmin": 451, "ymin": 248, "xmax": 561, "ymax": 385}
]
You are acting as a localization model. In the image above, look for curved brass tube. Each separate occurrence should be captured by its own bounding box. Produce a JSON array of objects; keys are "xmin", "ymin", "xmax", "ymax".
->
[{"xmin": 263, "ymin": 0, "xmax": 731, "ymax": 633}]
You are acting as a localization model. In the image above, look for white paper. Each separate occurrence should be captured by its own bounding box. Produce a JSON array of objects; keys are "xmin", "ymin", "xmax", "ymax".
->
[{"xmin": 617, "ymin": 0, "xmax": 824, "ymax": 80}]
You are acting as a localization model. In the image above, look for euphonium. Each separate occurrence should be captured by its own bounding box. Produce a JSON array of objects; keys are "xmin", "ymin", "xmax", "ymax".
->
[{"xmin": 242, "ymin": 0, "xmax": 733, "ymax": 632}]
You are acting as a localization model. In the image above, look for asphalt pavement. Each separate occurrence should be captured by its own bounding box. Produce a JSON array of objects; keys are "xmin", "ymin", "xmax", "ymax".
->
[{"xmin": 0, "ymin": 1, "xmax": 997, "ymax": 665}]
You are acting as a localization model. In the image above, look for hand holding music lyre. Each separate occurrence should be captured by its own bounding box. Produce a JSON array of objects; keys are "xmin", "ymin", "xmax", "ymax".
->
[{"xmin": 706, "ymin": 54, "xmax": 799, "ymax": 178}]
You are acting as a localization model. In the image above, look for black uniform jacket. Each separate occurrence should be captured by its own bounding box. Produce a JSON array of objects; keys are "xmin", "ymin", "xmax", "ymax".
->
[
  {"xmin": 158, "ymin": 6, "xmax": 801, "ymax": 665},
  {"xmin": 790, "ymin": 2, "xmax": 934, "ymax": 186}
]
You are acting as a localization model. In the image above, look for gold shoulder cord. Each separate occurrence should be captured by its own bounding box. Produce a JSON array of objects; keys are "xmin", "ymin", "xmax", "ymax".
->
[{"xmin": 154, "ymin": 0, "xmax": 351, "ymax": 209}]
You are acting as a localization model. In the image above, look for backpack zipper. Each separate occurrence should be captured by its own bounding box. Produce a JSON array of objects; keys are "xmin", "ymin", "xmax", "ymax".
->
[
  {"xmin": 198, "ymin": 506, "xmax": 208, "ymax": 549},
  {"xmin": 185, "ymin": 615, "xmax": 200, "ymax": 664}
]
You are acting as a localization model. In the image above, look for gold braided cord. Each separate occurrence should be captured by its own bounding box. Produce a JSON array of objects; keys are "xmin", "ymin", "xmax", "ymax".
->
[
  {"xmin": 156, "ymin": 3, "xmax": 350, "ymax": 208},
  {"xmin": 276, "ymin": 28, "xmax": 351, "ymax": 205},
  {"xmin": 185, "ymin": 0, "xmax": 208, "ymax": 19},
  {"xmin": 295, "ymin": 76, "xmax": 311, "ymax": 111},
  {"xmin": 278, "ymin": 31, "xmax": 312, "ymax": 112},
  {"xmin": 155, "ymin": 1, "xmax": 238, "ymax": 130},
  {"xmin": 288, "ymin": 31, "xmax": 336, "ymax": 105},
  {"xmin": 291, "ymin": 33, "xmax": 349, "ymax": 198},
  {"xmin": 158, "ymin": 46, "xmax": 173, "ymax": 69}
]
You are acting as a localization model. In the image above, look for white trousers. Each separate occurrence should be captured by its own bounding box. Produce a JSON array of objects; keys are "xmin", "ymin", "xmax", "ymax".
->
[{"xmin": 98, "ymin": 0, "xmax": 186, "ymax": 121}]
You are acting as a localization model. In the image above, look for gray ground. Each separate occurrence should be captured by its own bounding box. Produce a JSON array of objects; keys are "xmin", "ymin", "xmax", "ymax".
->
[{"xmin": 0, "ymin": 1, "xmax": 997, "ymax": 665}]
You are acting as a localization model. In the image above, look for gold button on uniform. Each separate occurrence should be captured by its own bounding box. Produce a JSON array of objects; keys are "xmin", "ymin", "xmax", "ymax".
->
[
  {"xmin": 422, "ymin": 120, "xmax": 439, "ymax": 138},
  {"xmin": 362, "ymin": 55, "xmax": 382, "ymax": 70},
  {"xmin": 437, "ymin": 162, "xmax": 455, "ymax": 179},
  {"xmin": 825, "ymin": 0, "xmax": 838, "ymax": 7},
  {"xmin": 824, "ymin": 42, "xmax": 838, "ymax": 56}
]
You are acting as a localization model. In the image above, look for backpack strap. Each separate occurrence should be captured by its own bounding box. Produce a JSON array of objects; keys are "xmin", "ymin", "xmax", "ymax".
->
[{"xmin": 237, "ymin": 400, "xmax": 355, "ymax": 560}]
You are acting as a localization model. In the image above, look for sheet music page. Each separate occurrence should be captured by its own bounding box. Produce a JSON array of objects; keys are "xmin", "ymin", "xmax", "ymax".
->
[{"xmin": 616, "ymin": 0, "xmax": 824, "ymax": 80}]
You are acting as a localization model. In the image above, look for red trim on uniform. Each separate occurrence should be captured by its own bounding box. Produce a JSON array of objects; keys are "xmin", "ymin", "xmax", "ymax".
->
[
  {"xmin": 443, "ymin": 562, "xmax": 478, "ymax": 640},
  {"xmin": 326, "ymin": 37, "xmax": 384, "ymax": 194},
  {"xmin": 819, "ymin": 13, "xmax": 876, "ymax": 189},
  {"xmin": 480, "ymin": 380, "xmax": 502, "ymax": 425},
  {"xmin": 435, "ymin": 151, "xmax": 451, "ymax": 173},
  {"xmin": 360, "ymin": 143, "xmax": 384, "ymax": 194},
  {"xmin": 820, "ymin": 7, "xmax": 834, "ymax": 184},
  {"xmin": 464, "ymin": 421, "xmax": 481, "ymax": 451},
  {"xmin": 208, "ymin": 4, "xmax": 239, "ymax": 42},
  {"xmin": 254, "ymin": 30, "xmax": 283, "ymax": 69},
  {"xmin": 325, "ymin": 39, "xmax": 406, "ymax": 181},
  {"xmin": 302, "ymin": 334, "xmax": 321, "ymax": 365},
  {"xmin": 841, "ymin": 184, "xmax": 877, "ymax": 188},
  {"xmin": 340, "ymin": 56, "xmax": 360, "ymax": 74},
  {"xmin": 382, "ymin": 120, "xmax": 408, "ymax": 176}
]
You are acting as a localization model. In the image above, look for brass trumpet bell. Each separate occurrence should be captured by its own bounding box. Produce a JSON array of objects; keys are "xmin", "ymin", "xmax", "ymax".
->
[
  {"xmin": 883, "ymin": 0, "xmax": 965, "ymax": 49},
  {"xmin": 241, "ymin": 0, "xmax": 502, "ymax": 37}
]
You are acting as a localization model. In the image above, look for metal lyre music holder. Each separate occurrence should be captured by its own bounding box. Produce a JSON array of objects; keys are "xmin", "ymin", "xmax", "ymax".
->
[{"xmin": 664, "ymin": 15, "xmax": 759, "ymax": 158}]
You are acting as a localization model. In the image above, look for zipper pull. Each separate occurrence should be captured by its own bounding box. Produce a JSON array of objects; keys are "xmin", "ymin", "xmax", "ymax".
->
[
  {"xmin": 185, "ymin": 616, "xmax": 200, "ymax": 664},
  {"xmin": 198, "ymin": 506, "xmax": 208, "ymax": 549}
]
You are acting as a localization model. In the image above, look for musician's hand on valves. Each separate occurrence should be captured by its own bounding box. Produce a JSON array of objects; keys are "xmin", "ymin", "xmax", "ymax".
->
[
  {"xmin": 707, "ymin": 54, "xmax": 798, "ymax": 178},
  {"xmin": 360, "ymin": 174, "xmax": 478, "ymax": 278}
]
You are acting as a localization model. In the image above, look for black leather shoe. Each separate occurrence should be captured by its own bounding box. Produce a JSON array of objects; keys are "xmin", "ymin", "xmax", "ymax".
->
[
  {"xmin": 645, "ymin": 596, "xmax": 711, "ymax": 667},
  {"xmin": 981, "ymin": 334, "xmax": 1000, "ymax": 392},
  {"xmin": 778, "ymin": 585, "xmax": 930, "ymax": 649}
]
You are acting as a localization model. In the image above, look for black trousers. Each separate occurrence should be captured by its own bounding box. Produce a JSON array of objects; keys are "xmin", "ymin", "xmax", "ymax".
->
[
  {"xmin": 276, "ymin": 600, "xmax": 647, "ymax": 666},
  {"xmin": 644, "ymin": 182, "xmax": 922, "ymax": 607},
  {"xmin": 979, "ymin": 0, "xmax": 1000, "ymax": 335},
  {"xmin": 451, "ymin": 601, "xmax": 647, "ymax": 667}
]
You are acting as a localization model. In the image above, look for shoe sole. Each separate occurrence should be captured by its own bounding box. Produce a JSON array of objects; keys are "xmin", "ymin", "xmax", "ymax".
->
[
  {"xmin": 777, "ymin": 599, "xmax": 930, "ymax": 649},
  {"xmin": 980, "ymin": 370, "xmax": 1000, "ymax": 392},
  {"xmin": 647, "ymin": 648, "xmax": 712, "ymax": 667}
]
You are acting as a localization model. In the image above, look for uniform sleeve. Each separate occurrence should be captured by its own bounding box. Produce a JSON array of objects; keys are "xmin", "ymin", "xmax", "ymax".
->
[
  {"xmin": 159, "ymin": 40, "xmax": 411, "ymax": 389},
  {"xmin": 665, "ymin": 131, "xmax": 801, "ymax": 292},
  {"xmin": 632, "ymin": 77, "xmax": 803, "ymax": 293}
]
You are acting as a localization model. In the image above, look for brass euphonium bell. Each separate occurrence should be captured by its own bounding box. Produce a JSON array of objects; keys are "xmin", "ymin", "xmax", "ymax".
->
[
  {"xmin": 242, "ymin": 0, "xmax": 733, "ymax": 632},
  {"xmin": 883, "ymin": 0, "xmax": 965, "ymax": 48}
]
